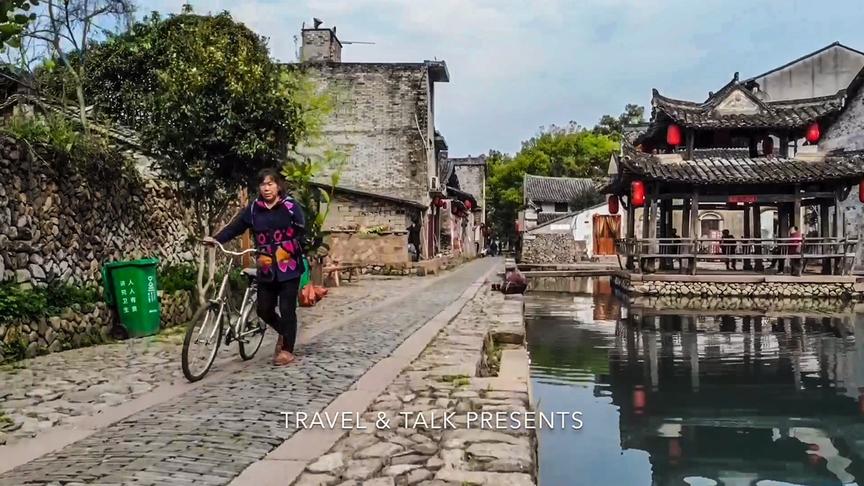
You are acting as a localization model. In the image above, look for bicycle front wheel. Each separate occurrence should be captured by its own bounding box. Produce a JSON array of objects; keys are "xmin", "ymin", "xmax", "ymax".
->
[
  {"xmin": 239, "ymin": 293, "xmax": 265, "ymax": 360},
  {"xmin": 182, "ymin": 306, "xmax": 223, "ymax": 382}
]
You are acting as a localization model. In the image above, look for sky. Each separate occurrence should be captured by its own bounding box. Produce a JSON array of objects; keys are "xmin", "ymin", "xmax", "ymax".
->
[{"xmin": 136, "ymin": 0, "xmax": 864, "ymax": 157}]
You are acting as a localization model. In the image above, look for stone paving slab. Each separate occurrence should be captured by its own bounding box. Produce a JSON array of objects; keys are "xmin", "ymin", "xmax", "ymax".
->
[
  {"xmin": 287, "ymin": 279, "xmax": 537, "ymax": 486},
  {"xmin": 0, "ymin": 259, "xmax": 496, "ymax": 485},
  {"xmin": 0, "ymin": 275, "xmax": 432, "ymax": 447}
]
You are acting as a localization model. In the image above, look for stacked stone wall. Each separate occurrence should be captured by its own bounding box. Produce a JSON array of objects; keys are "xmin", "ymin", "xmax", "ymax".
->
[{"xmin": 612, "ymin": 275, "xmax": 860, "ymax": 299}]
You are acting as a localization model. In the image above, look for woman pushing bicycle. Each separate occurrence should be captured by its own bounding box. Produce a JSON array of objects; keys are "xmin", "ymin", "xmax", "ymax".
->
[{"xmin": 204, "ymin": 168, "xmax": 306, "ymax": 366}]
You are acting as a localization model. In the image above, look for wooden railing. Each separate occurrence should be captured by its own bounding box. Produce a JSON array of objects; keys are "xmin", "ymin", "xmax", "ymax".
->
[{"xmin": 615, "ymin": 237, "xmax": 859, "ymax": 275}]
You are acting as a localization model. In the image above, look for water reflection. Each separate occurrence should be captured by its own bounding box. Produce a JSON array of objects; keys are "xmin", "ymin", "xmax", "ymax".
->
[{"xmin": 527, "ymin": 279, "xmax": 864, "ymax": 486}]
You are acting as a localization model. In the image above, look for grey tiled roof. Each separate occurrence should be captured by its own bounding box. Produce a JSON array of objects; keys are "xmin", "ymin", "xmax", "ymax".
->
[
  {"xmin": 537, "ymin": 212, "xmax": 571, "ymax": 225},
  {"xmin": 652, "ymin": 76, "xmax": 846, "ymax": 130},
  {"xmin": 622, "ymin": 124, "xmax": 650, "ymax": 144},
  {"xmin": 523, "ymin": 174, "xmax": 596, "ymax": 204},
  {"xmin": 617, "ymin": 145, "xmax": 864, "ymax": 184}
]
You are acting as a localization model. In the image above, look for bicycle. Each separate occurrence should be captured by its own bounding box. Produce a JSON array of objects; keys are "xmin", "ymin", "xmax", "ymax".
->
[{"xmin": 181, "ymin": 240, "xmax": 266, "ymax": 382}]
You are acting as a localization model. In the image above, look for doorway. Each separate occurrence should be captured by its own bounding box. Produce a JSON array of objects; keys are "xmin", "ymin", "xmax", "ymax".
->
[{"xmin": 593, "ymin": 214, "xmax": 621, "ymax": 256}]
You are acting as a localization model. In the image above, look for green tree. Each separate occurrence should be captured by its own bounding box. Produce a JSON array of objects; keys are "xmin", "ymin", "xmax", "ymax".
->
[
  {"xmin": 21, "ymin": 0, "xmax": 134, "ymax": 133},
  {"xmin": 42, "ymin": 10, "xmax": 307, "ymax": 305},
  {"xmin": 0, "ymin": 0, "xmax": 37, "ymax": 51},
  {"xmin": 486, "ymin": 124, "xmax": 618, "ymax": 243},
  {"xmin": 593, "ymin": 103, "xmax": 645, "ymax": 140}
]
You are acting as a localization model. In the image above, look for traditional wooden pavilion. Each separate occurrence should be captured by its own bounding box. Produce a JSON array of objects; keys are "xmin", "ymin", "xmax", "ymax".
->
[{"xmin": 604, "ymin": 74, "xmax": 864, "ymax": 275}]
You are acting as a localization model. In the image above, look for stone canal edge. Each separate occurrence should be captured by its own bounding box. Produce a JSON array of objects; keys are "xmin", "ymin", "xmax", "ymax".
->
[{"xmin": 231, "ymin": 267, "xmax": 537, "ymax": 486}]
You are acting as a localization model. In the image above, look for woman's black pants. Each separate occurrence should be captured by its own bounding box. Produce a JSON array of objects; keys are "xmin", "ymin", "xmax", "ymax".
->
[{"xmin": 256, "ymin": 278, "xmax": 301, "ymax": 352}]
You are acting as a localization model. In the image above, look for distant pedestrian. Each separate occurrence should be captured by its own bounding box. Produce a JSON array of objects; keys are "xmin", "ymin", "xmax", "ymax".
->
[
  {"xmin": 790, "ymin": 226, "xmax": 803, "ymax": 275},
  {"xmin": 721, "ymin": 229, "xmax": 737, "ymax": 270}
]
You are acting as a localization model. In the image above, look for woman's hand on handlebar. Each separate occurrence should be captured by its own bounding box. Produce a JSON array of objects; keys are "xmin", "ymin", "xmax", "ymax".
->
[{"xmin": 201, "ymin": 236, "xmax": 218, "ymax": 247}]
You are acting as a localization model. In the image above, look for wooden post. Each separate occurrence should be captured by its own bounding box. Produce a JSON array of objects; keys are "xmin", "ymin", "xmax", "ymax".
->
[
  {"xmin": 821, "ymin": 201, "xmax": 831, "ymax": 274},
  {"xmin": 793, "ymin": 188, "xmax": 802, "ymax": 275},
  {"xmin": 793, "ymin": 187, "xmax": 802, "ymax": 231},
  {"xmin": 239, "ymin": 188, "xmax": 252, "ymax": 268},
  {"xmin": 640, "ymin": 200, "xmax": 651, "ymax": 273},
  {"xmin": 779, "ymin": 203, "xmax": 790, "ymax": 274},
  {"xmin": 647, "ymin": 189, "xmax": 658, "ymax": 273},
  {"xmin": 835, "ymin": 190, "xmax": 847, "ymax": 275},
  {"xmin": 752, "ymin": 204, "xmax": 763, "ymax": 271},
  {"xmin": 626, "ymin": 196, "xmax": 636, "ymax": 270},
  {"xmin": 689, "ymin": 190, "xmax": 699, "ymax": 275},
  {"xmin": 661, "ymin": 198, "xmax": 673, "ymax": 270},
  {"xmin": 743, "ymin": 207, "xmax": 752, "ymax": 270},
  {"xmin": 681, "ymin": 198, "xmax": 691, "ymax": 274},
  {"xmin": 685, "ymin": 129, "xmax": 695, "ymax": 161},
  {"xmin": 780, "ymin": 133, "xmax": 790, "ymax": 158}
]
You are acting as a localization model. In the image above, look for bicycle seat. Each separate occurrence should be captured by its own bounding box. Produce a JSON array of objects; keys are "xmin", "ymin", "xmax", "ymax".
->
[{"xmin": 242, "ymin": 268, "xmax": 257, "ymax": 279}]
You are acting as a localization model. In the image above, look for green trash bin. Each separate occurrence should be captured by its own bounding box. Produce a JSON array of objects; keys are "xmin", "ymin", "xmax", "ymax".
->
[{"xmin": 101, "ymin": 258, "xmax": 161, "ymax": 338}]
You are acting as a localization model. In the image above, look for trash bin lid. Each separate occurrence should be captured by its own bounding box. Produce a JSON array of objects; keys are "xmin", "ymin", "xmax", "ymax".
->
[{"xmin": 102, "ymin": 258, "xmax": 160, "ymax": 269}]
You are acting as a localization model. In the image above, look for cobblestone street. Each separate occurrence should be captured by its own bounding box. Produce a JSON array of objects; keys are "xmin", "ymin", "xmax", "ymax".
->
[
  {"xmin": 289, "ymin": 274, "xmax": 534, "ymax": 486},
  {"xmin": 0, "ymin": 273, "xmax": 439, "ymax": 447},
  {"xmin": 0, "ymin": 258, "xmax": 498, "ymax": 485}
]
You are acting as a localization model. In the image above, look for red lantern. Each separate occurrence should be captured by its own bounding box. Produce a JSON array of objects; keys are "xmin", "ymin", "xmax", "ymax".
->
[
  {"xmin": 859, "ymin": 181, "xmax": 864, "ymax": 203},
  {"xmin": 631, "ymin": 180, "xmax": 645, "ymax": 207},
  {"xmin": 465, "ymin": 200, "xmax": 473, "ymax": 210},
  {"xmin": 633, "ymin": 386, "xmax": 646, "ymax": 411},
  {"xmin": 666, "ymin": 123, "xmax": 682, "ymax": 147},
  {"xmin": 806, "ymin": 122, "xmax": 821, "ymax": 143},
  {"xmin": 608, "ymin": 195, "xmax": 620, "ymax": 214},
  {"xmin": 669, "ymin": 438, "xmax": 682, "ymax": 462},
  {"xmin": 762, "ymin": 136, "xmax": 774, "ymax": 156}
]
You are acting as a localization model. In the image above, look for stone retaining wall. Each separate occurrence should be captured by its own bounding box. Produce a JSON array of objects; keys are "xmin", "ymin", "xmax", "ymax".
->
[
  {"xmin": 0, "ymin": 290, "xmax": 193, "ymax": 362},
  {"xmin": 0, "ymin": 136, "xmax": 206, "ymax": 360},
  {"xmin": 328, "ymin": 255, "xmax": 474, "ymax": 281},
  {"xmin": 326, "ymin": 231, "xmax": 410, "ymax": 266},
  {"xmin": 520, "ymin": 234, "xmax": 585, "ymax": 264},
  {"xmin": 0, "ymin": 137, "xmax": 197, "ymax": 287},
  {"xmin": 612, "ymin": 275, "xmax": 861, "ymax": 299}
]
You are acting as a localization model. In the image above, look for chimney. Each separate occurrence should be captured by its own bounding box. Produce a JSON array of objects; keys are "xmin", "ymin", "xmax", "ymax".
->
[{"xmin": 301, "ymin": 20, "xmax": 342, "ymax": 63}]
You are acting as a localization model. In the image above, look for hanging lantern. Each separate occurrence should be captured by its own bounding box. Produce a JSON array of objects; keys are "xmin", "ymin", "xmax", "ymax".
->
[
  {"xmin": 806, "ymin": 122, "xmax": 821, "ymax": 143},
  {"xmin": 859, "ymin": 181, "xmax": 864, "ymax": 203},
  {"xmin": 666, "ymin": 123, "xmax": 682, "ymax": 147},
  {"xmin": 631, "ymin": 180, "xmax": 646, "ymax": 207},
  {"xmin": 465, "ymin": 199, "xmax": 473, "ymax": 210},
  {"xmin": 669, "ymin": 438, "xmax": 682, "ymax": 462},
  {"xmin": 633, "ymin": 385, "xmax": 646, "ymax": 415},
  {"xmin": 762, "ymin": 136, "xmax": 774, "ymax": 156},
  {"xmin": 608, "ymin": 195, "xmax": 620, "ymax": 215}
]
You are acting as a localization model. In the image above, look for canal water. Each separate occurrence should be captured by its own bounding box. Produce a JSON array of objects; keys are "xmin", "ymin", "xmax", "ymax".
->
[{"xmin": 526, "ymin": 277, "xmax": 864, "ymax": 486}]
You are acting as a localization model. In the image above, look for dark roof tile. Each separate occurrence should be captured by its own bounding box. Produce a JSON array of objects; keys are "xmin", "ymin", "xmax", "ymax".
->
[
  {"xmin": 651, "ymin": 76, "xmax": 846, "ymax": 130},
  {"xmin": 523, "ymin": 174, "xmax": 596, "ymax": 204},
  {"xmin": 617, "ymin": 145, "xmax": 864, "ymax": 184}
]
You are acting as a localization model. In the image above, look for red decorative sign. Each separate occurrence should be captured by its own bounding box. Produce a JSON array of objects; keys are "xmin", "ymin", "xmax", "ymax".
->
[{"xmin": 728, "ymin": 195, "xmax": 757, "ymax": 204}]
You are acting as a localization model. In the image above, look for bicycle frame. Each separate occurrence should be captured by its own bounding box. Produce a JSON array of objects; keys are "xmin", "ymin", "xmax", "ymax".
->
[{"xmin": 196, "ymin": 241, "xmax": 261, "ymax": 346}]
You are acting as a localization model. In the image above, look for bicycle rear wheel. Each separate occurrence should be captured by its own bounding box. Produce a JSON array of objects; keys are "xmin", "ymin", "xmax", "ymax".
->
[
  {"xmin": 239, "ymin": 293, "xmax": 265, "ymax": 360},
  {"xmin": 182, "ymin": 306, "xmax": 223, "ymax": 382}
]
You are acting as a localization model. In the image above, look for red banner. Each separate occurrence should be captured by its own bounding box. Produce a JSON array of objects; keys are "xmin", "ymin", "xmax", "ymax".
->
[{"xmin": 728, "ymin": 195, "xmax": 757, "ymax": 204}]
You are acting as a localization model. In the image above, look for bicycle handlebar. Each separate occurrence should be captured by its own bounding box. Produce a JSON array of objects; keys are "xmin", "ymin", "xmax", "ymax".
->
[{"xmin": 202, "ymin": 239, "xmax": 259, "ymax": 257}]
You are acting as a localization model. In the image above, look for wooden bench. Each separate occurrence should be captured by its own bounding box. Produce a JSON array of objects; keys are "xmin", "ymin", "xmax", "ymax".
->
[{"xmin": 323, "ymin": 263, "xmax": 362, "ymax": 287}]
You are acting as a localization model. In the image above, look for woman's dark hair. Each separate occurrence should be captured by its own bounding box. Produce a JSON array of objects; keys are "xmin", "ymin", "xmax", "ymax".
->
[{"xmin": 256, "ymin": 168, "xmax": 285, "ymax": 194}]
